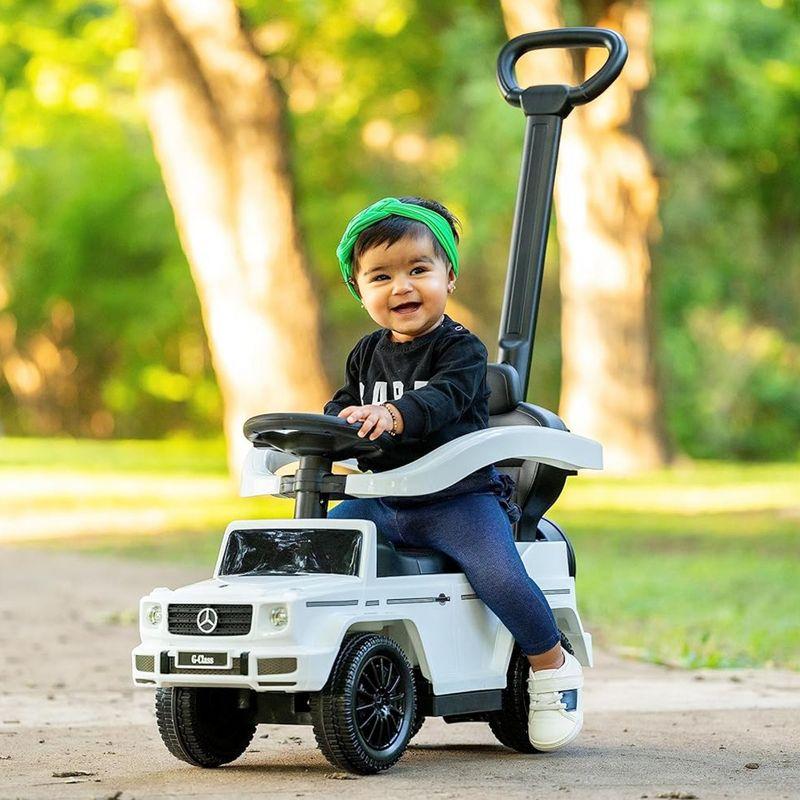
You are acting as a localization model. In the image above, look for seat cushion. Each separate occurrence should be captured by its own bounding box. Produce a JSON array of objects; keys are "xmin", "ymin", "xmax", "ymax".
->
[{"xmin": 376, "ymin": 536, "xmax": 461, "ymax": 577}]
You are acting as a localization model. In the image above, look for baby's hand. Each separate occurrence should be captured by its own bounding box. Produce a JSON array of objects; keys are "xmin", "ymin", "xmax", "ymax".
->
[{"xmin": 338, "ymin": 404, "xmax": 398, "ymax": 440}]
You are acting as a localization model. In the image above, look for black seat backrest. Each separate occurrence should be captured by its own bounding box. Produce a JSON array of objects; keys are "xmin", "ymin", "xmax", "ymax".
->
[
  {"xmin": 486, "ymin": 363, "xmax": 572, "ymax": 541},
  {"xmin": 486, "ymin": 361, "xmax": 523, "ymax": 415}
]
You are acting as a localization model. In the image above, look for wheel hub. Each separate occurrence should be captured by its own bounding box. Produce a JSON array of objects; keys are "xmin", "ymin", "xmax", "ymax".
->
[{"xmin": 355, "ymin": 654, "xmax": 406, "ymax": 750}]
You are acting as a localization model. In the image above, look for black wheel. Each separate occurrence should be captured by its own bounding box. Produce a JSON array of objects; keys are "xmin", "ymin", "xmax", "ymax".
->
[
  {"xmin": 310, "ymin": 633, "xmax": 416, "ymax": 774},
  {"xmin": 487, "ymin": 631, "xmax": 575, "ymax": 753},
  {"xmin": 155, "ymin": 687, "xmax": 256, "ymax": 767}
]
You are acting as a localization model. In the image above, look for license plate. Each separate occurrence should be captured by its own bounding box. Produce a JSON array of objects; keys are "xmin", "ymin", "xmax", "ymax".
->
[{"xmin": 176, "ymin": 651, "xmax": 230, "ymax": 669}]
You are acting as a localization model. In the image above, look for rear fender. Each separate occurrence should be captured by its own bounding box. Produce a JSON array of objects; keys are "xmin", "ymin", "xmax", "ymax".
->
[{"xmin": 490, "ymin": 604, "xmax": 594, "ymax": 674}]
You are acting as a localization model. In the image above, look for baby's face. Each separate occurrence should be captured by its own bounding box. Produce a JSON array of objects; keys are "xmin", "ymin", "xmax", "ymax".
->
[{"xmin": 354, "ymin": 233, "xmax": 455, "ymax": 343}]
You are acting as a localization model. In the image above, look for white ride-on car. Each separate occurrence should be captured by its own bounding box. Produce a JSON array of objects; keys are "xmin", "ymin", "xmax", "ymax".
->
[{"xmin": 132, "ymin": 27, "xmax": 625, "ymax": 774}]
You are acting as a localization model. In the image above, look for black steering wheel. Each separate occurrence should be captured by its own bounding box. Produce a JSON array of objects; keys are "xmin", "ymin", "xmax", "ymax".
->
[{"xmin": 243, "ymin": 413, "xmax": 395, "ymax": 459}]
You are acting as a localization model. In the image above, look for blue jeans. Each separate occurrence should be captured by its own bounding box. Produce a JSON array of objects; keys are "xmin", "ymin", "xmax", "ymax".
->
[{"xmin": 328, "ymin": 478, "xmax": 561, "ymax": 656}]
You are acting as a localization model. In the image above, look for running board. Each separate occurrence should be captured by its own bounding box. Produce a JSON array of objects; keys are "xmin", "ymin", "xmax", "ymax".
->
[
  {"xmin": 424, "ymin": 688, "xmax": 503, "ymax": 717},
  {"xmin": 252, "ymin": 687, "xmax": 504, "ymax": 724}
]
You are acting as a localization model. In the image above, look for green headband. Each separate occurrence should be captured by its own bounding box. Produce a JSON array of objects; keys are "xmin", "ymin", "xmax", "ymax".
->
[{"xmin": 336, "ymin": 197, "xmax": 460, "ymax": 302}]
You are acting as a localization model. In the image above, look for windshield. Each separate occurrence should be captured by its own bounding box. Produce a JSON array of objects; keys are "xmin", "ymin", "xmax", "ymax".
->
[{"xmin": 220, "ymin": 528, "xmax": 362, "ymax": 577}]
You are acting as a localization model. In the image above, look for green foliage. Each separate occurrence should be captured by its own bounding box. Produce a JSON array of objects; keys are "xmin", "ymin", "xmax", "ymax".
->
[
  {"xmin": 0, "ymin": 0, "xmax": 221, "ymax": 437},
  {"xmin": 241, "ymin": 0, "xmax": 564, "ymax": 408},
  {"xmin": 0, "ymin": 0, "xmax": 798, "ymax": 458},
  {"xmin": 650, "ymin": 0, "xmax": 800, "ymax": 459}
]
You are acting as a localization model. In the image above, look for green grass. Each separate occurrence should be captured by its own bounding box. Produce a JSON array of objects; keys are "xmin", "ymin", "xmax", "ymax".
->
[
  {"xmin": 0, "ymin": 437, "xmax": 292, "ymax": 542},
  {"xmin": 559, "ymin": 509, "xmax": 799, "ymax": 669},
  {"xmin": 552, "ymin": 463, "xmax": 800, "ymax": 669},
  {"xmin": 3, "ymin": 438, "xmax": 798, "ymax": 670},
  {"xmin": 0, "ymin": 435, "xmax": 229, "ymax": 473}
]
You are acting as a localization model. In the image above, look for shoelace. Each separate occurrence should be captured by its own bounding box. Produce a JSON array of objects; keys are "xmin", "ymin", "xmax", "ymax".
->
[{"xmin": 529, "ymin": 689, "xmax": 567, "ymax": 712}]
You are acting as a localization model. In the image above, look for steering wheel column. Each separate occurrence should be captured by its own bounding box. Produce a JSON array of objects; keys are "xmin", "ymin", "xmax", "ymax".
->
[{"xmin": 243, "ymin": 412, "xmax": 394, "ymax": 518}]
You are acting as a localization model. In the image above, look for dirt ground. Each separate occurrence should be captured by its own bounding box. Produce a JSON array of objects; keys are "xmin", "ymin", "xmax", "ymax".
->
[{"xmin": 0, "ymin": 546, "xmax": 797, "ymax": 800}]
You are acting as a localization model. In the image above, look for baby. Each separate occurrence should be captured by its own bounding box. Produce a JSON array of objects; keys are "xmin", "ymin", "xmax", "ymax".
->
[{"xmin": 324, "ymin": 195, "xmax": 584, "ymax": 751}]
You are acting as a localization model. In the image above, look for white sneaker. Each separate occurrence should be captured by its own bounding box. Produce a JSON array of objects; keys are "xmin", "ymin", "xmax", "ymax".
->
[{"xmin": 527, "ymin": 649, "xmax": 584, "ymax": 751}]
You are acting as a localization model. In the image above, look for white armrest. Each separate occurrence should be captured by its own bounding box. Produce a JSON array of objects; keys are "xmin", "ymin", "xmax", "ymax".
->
[
  {"xmin": 343, "ymin": 426, "xmax": 602, "ymax": 499},
  {"xmin": 240, "ymin": 448, "xmax": 284, "ymax": 497},
  {"xmin": 240, "ymin": 448, "xmax": 363, "ymax": 498},
  {"xmin": 240, "ymin": 426, "xmax": 600, "ymax": 500}
]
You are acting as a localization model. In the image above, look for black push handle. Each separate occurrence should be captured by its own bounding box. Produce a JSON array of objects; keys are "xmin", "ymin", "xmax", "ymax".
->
[{"xmin": 497, "ymin": 27, "xmax": 627, "ymax": 109}]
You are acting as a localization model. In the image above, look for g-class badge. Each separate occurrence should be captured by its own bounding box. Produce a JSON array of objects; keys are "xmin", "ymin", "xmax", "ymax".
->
[{"xmin": 176, "ymin": 651, "xmax": 228, "ymax": 668}]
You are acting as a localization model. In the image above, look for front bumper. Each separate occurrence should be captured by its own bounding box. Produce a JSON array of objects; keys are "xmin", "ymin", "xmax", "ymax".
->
[{"xmin": 132, "ymin": 642, "xmax": 336, "ymax": 692}]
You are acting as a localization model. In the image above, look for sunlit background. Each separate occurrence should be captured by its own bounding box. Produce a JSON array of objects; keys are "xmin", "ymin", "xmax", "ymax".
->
[{"xmin": 0, "ymin": 0, "xmax": 798, "ymax": 670}]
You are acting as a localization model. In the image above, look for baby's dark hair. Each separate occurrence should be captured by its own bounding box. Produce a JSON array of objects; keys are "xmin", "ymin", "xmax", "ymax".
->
[{"xmin": 351, "ymin": 196, "xmax": 461, "ymax": 279}]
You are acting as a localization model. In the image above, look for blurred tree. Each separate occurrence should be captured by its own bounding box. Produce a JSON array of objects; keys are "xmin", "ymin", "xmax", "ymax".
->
[
  {"xmin": 125, "ymin": 0, "xmax": 329, "ymax": 471},
  {"xmin": 502, "ymin": 0, "xmax": 668, "ymax": 472},
  {"xmin": 240, "ymin": 0, "xmax": 526, "ymax": 369},
  {"xmin": 0, "ymin": 0, "xmax": 221, "ymax": 439},
  {"xmin": 2, "ymin": 0, "xmax": 798, "ymax": 462},
  {"xmin": 238, "ymin": 0, "xmax": 570, "ymax": 406}
]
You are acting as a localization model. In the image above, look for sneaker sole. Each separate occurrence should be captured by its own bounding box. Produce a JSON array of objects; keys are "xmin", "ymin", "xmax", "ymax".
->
[{"xmin": 529, "ymin": 716, "xmax": 583, "ymax": 752}]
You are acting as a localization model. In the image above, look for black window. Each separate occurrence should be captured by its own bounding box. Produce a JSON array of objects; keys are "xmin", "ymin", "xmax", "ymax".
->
[{"xmin": 220, "ymin": 528, "xmax": 362, "ymax": 577}]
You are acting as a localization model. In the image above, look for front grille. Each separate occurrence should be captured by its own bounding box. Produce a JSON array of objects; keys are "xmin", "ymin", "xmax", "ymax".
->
[
  {"xmin": 257, "ymin": 657, "xmax": 297, "ymax": 675},
  {"xmin": 170, "ymin": 657, "xmax": 243, "ymax": 675},
  {"xmin": 135, "ymin": 655, "xmax": 155, "ymax": 672},
  {"xmin": 167, "ymin": 604, "xmax": 253, "ymax": 636}
]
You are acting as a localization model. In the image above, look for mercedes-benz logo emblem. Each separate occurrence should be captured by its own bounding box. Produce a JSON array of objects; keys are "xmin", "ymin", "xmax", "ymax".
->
[{"xmin": 196, "ymin": 607, "xmax": 218, "ymax": 634}]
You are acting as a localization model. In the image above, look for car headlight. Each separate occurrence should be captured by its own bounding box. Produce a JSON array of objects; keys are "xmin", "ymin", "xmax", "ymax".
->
[
  {"xmin": 269, "ymin": 606, "xmax": 288, "ymax": 629},
  {"xmin": 144, "ymin": 603, "xmax": 162, "ymax": 627}
]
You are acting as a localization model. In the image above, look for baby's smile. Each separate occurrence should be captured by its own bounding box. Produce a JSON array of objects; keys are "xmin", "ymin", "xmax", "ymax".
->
[{"xmin": 391, "ymin": 301, "xmax": 422, "ymax": 315}]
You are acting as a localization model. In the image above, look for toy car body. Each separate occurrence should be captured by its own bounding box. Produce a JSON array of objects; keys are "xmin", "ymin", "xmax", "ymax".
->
[
  {"xmin": 132, "ymin": 416, "xmax": 601, "ymax": 772},
  {"xmin": 133, "ymin": 507, "xmax": 593, "ymax": 691}
]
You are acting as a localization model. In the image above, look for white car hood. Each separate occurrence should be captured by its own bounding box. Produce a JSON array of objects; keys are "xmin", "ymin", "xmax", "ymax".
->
[{"xmin": 155, "ymin": 573, "xmax": 360, "ymax": 603}]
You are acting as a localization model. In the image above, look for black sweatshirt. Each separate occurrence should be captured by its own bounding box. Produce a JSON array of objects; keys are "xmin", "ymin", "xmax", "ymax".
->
[{"xmin": 324, "ymin": 314, "xmax": 499, "ymax": 499}]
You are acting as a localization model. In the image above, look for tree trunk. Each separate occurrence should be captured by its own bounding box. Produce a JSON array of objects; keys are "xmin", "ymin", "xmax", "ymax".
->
[
  {"xmin": 125, "ymin": 0, "xmax": 329, "ymax": 475},
  {"xmin": 501, "ymin": 0, "xmax": 668, "ymax": 472}
]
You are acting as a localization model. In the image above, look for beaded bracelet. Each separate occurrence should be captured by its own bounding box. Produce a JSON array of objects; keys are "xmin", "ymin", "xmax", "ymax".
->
[{"xmin": 382, "ymin": 402, "xmax": 398, "ymax": 437}]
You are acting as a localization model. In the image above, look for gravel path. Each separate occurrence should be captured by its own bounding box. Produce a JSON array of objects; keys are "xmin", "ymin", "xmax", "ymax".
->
[{"xmin": 1, "ymin": 546, "xmax": 797, "ymax": 800}]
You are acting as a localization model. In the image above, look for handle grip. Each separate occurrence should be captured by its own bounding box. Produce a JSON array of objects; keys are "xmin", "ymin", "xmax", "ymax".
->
[{"xmin": 497, "ymin": 27, "xmax": 627, "ymax": 109}]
